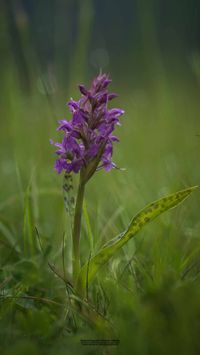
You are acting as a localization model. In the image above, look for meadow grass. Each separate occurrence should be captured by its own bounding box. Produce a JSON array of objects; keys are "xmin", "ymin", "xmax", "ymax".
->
[{"xmin": 0, "ymin": 58, "xmax": 200, "ymax": 355}]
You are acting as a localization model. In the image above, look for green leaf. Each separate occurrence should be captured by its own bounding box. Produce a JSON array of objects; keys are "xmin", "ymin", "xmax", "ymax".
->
[
  {"xmin": 77, "ymin": 186, "xmax": 198, "ymax": 295},
  {"xmin": 63, "ymin": 172, "xmax": 75, "ymax": 234}
]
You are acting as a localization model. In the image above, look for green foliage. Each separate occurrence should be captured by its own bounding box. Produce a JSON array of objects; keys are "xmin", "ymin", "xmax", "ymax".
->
[
  {"xmin": 1, "ymin": 4, "xmax": 200, "ymax": 352},
  {"xmin": 77, "ymin": 186, "xmax": 198, "ymax": 295},
  {"xmin": 83, "ymin": 200, "xmax": 94, "ymax": 253}
]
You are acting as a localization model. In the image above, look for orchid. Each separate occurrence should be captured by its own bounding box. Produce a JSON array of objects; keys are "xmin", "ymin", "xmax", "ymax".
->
[
  {"xmin": 50, "ymin": 74, "xmax": 197, "ymax": 302},
  {"xmin": 51, "ymin": 73, "xmax": 124, "ymax": 180}
]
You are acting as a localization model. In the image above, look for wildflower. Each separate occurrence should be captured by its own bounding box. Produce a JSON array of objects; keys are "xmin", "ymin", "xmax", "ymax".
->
[{"xmin": 51, "ymin": 73, "xmax": 124, "ymax": 180}]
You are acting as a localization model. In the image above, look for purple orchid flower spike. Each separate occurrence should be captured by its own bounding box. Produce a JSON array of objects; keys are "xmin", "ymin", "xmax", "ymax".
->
[
  {"xmin": 50, "ymin": 73, "xmax": 125, "ymax": 283},
  {"xmin": 50, "ymin": 73, "xmax": 125, "ymax": 181}
]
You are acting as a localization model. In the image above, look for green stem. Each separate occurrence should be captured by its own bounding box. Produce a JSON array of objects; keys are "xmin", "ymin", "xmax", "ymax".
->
[{"xmin": 72, "ymin": 173, "xmax": 85, "ymax": 285}]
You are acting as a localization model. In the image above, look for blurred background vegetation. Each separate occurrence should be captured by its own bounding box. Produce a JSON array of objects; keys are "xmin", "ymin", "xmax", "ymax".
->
[{"xmin": 1, "ymin": 0, "xmax": 200, "ymax": 354}]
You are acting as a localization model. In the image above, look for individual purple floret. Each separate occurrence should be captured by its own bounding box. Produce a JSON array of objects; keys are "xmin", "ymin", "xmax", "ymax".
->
[{"xmin": 50, "ymin": 73, "xmax": 124, "ymax": 178}]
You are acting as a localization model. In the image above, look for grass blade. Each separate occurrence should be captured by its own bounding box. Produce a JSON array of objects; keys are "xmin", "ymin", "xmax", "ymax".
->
[
  {"xmin": 23, "ymin": 184, "xmax": 34, "ymax": 256},
  {"xmin": 83, "ymin": 200, "xmax": 94, "ymax": 253}
]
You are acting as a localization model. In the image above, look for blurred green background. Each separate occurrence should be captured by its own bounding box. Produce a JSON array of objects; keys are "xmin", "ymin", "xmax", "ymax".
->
[{"xmin": 1, "ymin": 0, "xmax": 200, "ymax": 354}]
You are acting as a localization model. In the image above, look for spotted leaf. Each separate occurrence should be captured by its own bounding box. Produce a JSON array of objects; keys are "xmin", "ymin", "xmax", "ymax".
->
[{"xmin": 77, "ymin": 186, "xmax": 198, "ymax": 295}]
